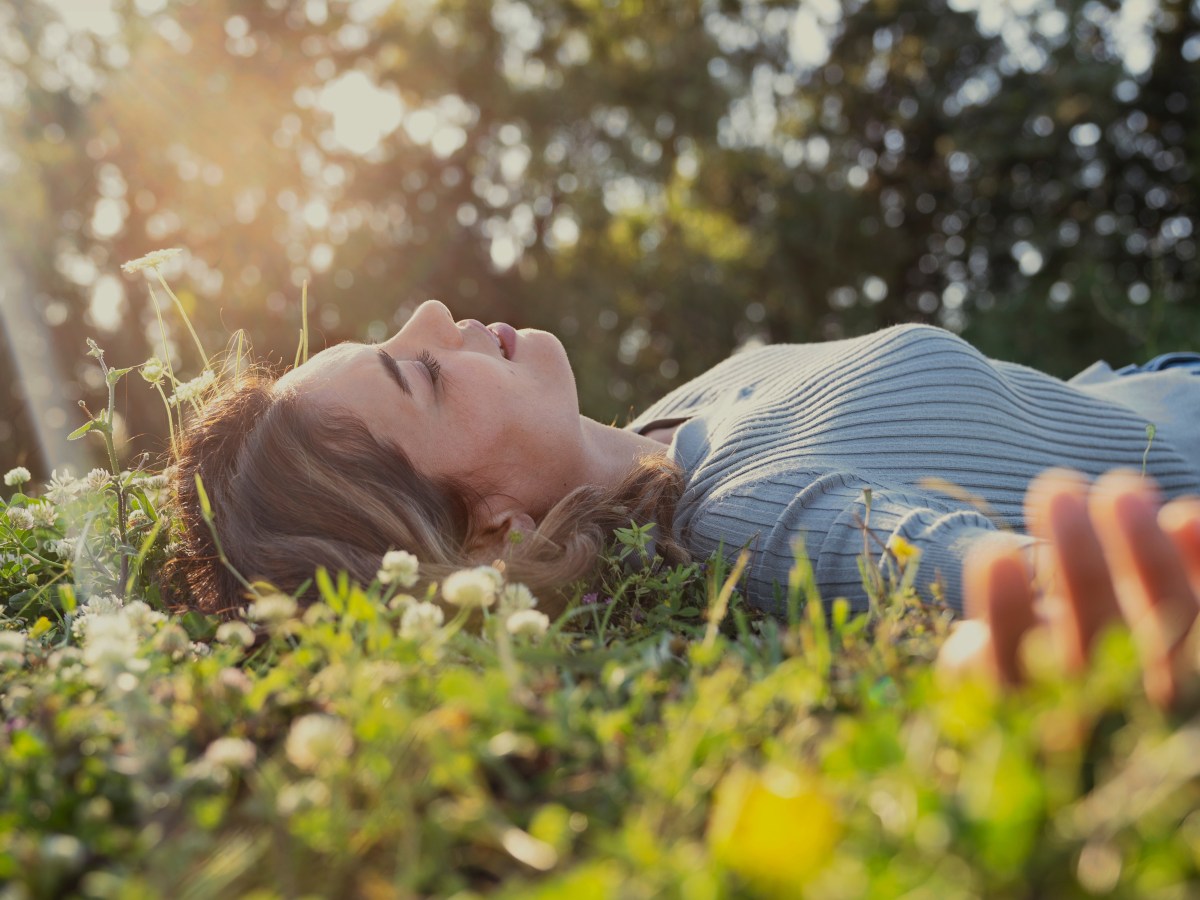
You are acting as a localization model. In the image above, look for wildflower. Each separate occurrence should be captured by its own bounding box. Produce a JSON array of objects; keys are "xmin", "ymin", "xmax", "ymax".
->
[
  {"xmin": 85, "ymin": 594, "xmax": 125, "ymax": 615},
  {"xmin": 40, "ymin": 835, "xmax": 85, "ymax": 870},
  {"xmin": 45, "ymin": 468, "xmax": 85, "ymax": 504},
  {"xmin": 377, "ymin": 549, "xmax": 419, "ymax": 587},
  {"xmin": 48, "ymin": 537, "xmax": 77, "ymax": 559},
  {"xmin": 133, "ymin": 473, "xmax": 169, "ymax": 491},
  {"xmin": 708, "ymin": 765, "xmax": 842, "ymax": 893},
  {"xmin": 29, "ymin": 502, "xmax": 57, "ymax": 528},
  {"xmin": 122, "ymin": 601, "xmax": 167, "ymax": 639},
  {"xmin": 204, "ymin": 737, "xmax": 257, "ymax": 771},
  {"xmin": 140, "ymin": 357, "xmax": 166, "ymax": 384},
  {"xmin": 71, "ymin": 593, "xmax": 127, "ymax": 640},
  {"xmin": 127, "ymin": 508, "xmax": 151, "ymax": 530},
  {"xmin": 441, "ymin": 566, "xmax": 499, "ymax": 609},
  {"xmin": 215, "ymin": 621, "xmax": 255, "ymax": 648},
  {"xmin": 120, "ymin": 248, "xmax": 182, "ymax": 274},
  {"xmin": 399, "ymin": 601, "xmax": 445, "ymax": 640},
  {"xmin": 0, "ymin": 631, "xmax": 25, "ymax": 667},
  {"xmin": 6, "ymin": 507, "xmax": 34, "ymax": 531},
  {"xmin": 168, "ymin": 369, "xmax": 216, "ymax": 407},
  {"xmin": 285, "ymin": 714, "xmax": 353, "ymax": 772},
  {"xmin": 247, "ymin": 592, "xmax": 298, "ymax": 626},
  {"xmin": 82, "ymin": 613, "xmax": 149, "ymax": 676},
  {"xmin": 887, "ymin": 535, "xmax": 921, "ymax": 567},
  {"xmin": 85, "ymin": 468, "xmax": 112, "ymax": 492},
  {"xmin": 505, "ymin": 609, "xmax": 550, "ymax": 638},
  {"xmin": 387, "ymin": 593, "xmax": 417, "ymax": 611},
  {"xmin": 3, "ymin": 466, "xmax": 31, "ymax": 487},
  {"xmin": 276, "ymin": 779, "xmax": 331, "ymax": 816},
  {"xmin": 499, "ymin": 582, "xmax": 538, "ymax": 613}
]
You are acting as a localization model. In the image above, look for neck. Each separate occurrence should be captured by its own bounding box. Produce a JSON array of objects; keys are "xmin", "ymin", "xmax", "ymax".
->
[{"xmin": 576, "ymin": 416, "xmax": 669, "ymax": 492}]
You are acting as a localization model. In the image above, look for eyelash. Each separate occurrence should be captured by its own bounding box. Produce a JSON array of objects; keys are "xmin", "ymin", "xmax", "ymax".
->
[{"xmin": 417, "ymin": 349, "xmax": 442, "ymax": 384}]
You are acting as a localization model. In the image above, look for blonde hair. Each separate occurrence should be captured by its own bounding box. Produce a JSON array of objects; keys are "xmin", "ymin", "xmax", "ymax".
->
[{"xmin": 163, "ymin": 372, "xmax": 690, "ymax": 617}]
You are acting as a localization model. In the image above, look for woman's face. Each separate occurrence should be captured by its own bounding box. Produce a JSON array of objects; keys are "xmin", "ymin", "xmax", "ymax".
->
[{"xmin": 276, "ymin": 300, "xmax": 585, "ymax": 520}]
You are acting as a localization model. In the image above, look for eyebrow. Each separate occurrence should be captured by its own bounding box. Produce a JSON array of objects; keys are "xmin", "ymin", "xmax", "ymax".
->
[{"xmin": 375, "ymin": 347, "xmax": 414, "ymax": 399}]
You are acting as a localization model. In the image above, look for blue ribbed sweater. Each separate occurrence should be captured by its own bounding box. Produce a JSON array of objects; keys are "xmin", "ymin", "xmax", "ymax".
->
[{"xmin": 625, "ymin": 325, "xmax": 1200, "ymax": 616}]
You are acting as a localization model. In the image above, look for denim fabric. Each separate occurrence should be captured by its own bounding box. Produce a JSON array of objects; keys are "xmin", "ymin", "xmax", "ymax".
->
[{"xmin": 1115, "ymin": 352, "xmax": 1200, "ymax": 376}]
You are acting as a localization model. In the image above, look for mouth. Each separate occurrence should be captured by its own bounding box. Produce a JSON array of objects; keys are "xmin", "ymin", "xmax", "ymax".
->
[{"xmin": 488, "ymin": 323, "xmax": 517, "ymax": 361}]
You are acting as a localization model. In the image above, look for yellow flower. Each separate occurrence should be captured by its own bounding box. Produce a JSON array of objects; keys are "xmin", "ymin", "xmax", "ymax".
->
[
  {"xmin": 708, "ymin": 765, "xmax": 841, "ymax": 894},
  {"xmin": 887, "ymin": 535, "xmax": 921, "ymax": 567}
]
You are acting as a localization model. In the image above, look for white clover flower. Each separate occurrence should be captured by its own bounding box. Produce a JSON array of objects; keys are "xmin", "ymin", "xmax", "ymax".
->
[
  {"xmin": 399, "ymin": 601, "xmax": 445, "ymax": 640},
  {"xmin": 85, "ymin": 468, "xmax": 112, "ymax": 492},
  {"xmin": 505, "ymin": 609, "xmax": 550, "ymax": 639},
  {"xmin": 215, "ymin": 621, "xmax": 255, "ymax": 648},
  {"xmin": 47, "ymin": 537, "xmax": 77, "ymax": 560},
  {"xmin": 133, "ymin": 473, "xmax": 169, "ymax": 491},
  {"xmin": 247, "ymin": 592, "xmax": 298, "ymax": 626},
  {"xmin": 3, "ymin": 466, "xmax": 31, "ymax": 487},
  {"xmin": 285, "ymin": 714, "xmax": 353, "ymax": 772},
  {"xmin": 387, "ymin": 593, "xmax": 417, "ymax": 611},
  {"xmin": 441, "ymin": 567, "xmax": 499, "ymax": 609},
  {"xmin": 499, "ymin": 582, "xmax": 538, "ymax": 614},
  {"xmin": 377, "ymin": 549, "xmax": 419, "ymax": 587},
  {"xmin": 0, "ymin": 630, "xmax": 25, "ymax": 668},
  {"xmin": 276, "ymin": 779, "xmax": 331, "ymax": 816},
  {"xmin": 45, "ymin": 468, "xmax": 85, "ymax": 504},
  {"xmin": 6, "ymin": 507, "xmax": 34, "ymax": 531},
  {"xmin": 127, "ymin": 508, "xmax": 150, "ymax": 530},
  {"xmin": 168, "ymin": 369, "xmax": 216, "ymax": 407},
  {"xmin": 120, "ymin": 248, "xmax": 182, "ymax": 274},
  {"xmin": 122, "ymin": 600, "xmax": 167, "ymax": 639},
  {"xmin": 84, "ymin": 594, "xmax": 125, "ymax": 615},
  {"xmin": 82, "ymin": 613, "xmax": 148, "ymax": 675},
  {"xmin": 204, "ymin": 737, "xmax": 257, "ymax": 770},
  {"xmin": 0, "ymin": 631, "xmax": 26, "ymax": 653},
  {"xmin": 140, "ymin": 357, "xmax": 166, "ymax": 384},
  {"xmin": 29, "ymin": 502, "xmax": 57, "ymax": 529},
  {"xmin": 40, "ymin": 835, "xmax": 85, "ymax": 870}
]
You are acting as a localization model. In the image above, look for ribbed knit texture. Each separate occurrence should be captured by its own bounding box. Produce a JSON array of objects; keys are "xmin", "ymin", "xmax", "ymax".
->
[{"xmin": 625, "ymin": 324, "xmax": 1200, "ymax": 617}]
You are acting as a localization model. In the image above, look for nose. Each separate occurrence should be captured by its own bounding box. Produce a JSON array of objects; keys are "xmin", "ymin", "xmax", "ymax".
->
[{"xmin": 387, "ymin": 300, "xmax": 462, "ymax": 351}]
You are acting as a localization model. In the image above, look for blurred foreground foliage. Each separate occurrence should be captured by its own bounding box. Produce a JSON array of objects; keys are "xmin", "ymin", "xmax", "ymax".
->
[
  {"xmin": 2, "ymin": 0, "xmax": 1198, "ymax": 472},
  {"xmin": 2, "ymin": 410, "xmax": 1200, "ymax": 897}
]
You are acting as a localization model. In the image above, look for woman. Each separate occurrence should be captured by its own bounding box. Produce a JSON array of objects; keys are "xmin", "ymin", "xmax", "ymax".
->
[{"xmin": 166, "ymin": 300, "xmax": 1200, "ymax": 644}]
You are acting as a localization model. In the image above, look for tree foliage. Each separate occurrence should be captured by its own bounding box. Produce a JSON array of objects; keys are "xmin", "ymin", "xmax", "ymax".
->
[{"xmin": 1, "ymin": 0, "xmax": 1197, "ymax": 470}]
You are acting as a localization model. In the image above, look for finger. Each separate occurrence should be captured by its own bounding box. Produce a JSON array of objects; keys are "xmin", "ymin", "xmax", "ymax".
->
[
  {"xmin": 1091, "ymin": 471, "xmax": 1199, "ymax": 709},
  {"xmin": 1160, "ymin": 498, "xmax": 1200, "ymax": 596},
  {"xmin": 964, "ymin": 542, "xmax": 1037, "ymax": 686},
  {"xmin": 1025, "ymin": 469, "xmax": 1121, "ymax": 672}
]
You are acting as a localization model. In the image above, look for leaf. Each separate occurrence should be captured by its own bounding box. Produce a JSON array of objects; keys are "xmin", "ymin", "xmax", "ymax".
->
[
  {"xmin": 67, "ymin": 420, "xmax": 94, "ymax": 441},
  {"xmin": 181, "ymin": 609, "xmax": 219, "ymax": 641},
  {"xmin": 106, "ymin": 365, "xmax": 134, "ymax": 385}
]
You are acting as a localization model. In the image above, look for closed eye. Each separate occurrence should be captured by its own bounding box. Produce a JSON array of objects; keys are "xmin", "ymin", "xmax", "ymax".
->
[{"xmin": 417, "ymin": 349, "xmax": 442, "ymax": 384}]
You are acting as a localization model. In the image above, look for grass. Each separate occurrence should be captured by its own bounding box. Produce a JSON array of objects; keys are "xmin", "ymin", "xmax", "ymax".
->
[{"xmin": 1, "ymin": 261, "xmax": 1198, "ymax": 897}]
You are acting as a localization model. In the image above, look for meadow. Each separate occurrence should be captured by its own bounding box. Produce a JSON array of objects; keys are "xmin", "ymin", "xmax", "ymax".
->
[{"xmin": 2, "ymin": 260, "xmax": 1198, "ymax": 899}]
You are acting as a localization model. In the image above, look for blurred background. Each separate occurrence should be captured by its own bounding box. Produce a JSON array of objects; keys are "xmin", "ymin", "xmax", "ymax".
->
[{"xmin": 0, "ymin": 0, "xmax": 1197, "ymax": 477}]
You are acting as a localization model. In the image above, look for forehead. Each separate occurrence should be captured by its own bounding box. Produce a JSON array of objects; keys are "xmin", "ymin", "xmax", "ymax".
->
[{"xmin": 274, "ymin": 342, "xmax": 371, "ymax": 397}]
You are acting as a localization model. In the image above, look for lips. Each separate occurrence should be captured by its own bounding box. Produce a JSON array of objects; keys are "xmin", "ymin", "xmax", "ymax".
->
[{"xmin": 489, "ymin": 322, "xmax": 517, "ymax": 361}]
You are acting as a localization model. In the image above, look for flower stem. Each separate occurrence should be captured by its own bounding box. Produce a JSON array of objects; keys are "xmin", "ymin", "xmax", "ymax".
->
[{"xmin": 154, "ymin": 270, "xmax": 210, "ymax": 370}]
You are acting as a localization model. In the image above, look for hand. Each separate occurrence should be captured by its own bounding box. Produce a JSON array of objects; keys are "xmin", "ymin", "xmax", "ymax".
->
[{"xmin": 939, "ymin": 468, "xmax": 1200, "ymax": 710}]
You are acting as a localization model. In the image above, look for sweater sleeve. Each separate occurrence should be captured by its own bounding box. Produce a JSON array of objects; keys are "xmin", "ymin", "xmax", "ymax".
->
[{"xmin": 681, "ymin": 467, "xmax": 1036, "ymax": 617}]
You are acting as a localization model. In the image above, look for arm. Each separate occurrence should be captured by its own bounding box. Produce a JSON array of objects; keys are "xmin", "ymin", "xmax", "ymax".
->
[{"xmin": 682, "ymin": 467, "xmax": 1035, "ymax": 617}]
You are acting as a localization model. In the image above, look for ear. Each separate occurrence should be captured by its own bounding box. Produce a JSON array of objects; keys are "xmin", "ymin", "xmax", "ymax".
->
[{"xmin": 464, "ymin": 507, "xmax": 537, "ymax": 564}]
